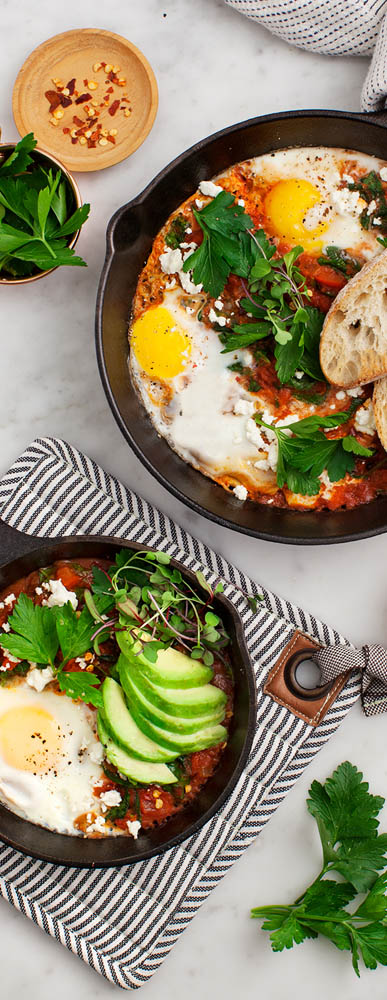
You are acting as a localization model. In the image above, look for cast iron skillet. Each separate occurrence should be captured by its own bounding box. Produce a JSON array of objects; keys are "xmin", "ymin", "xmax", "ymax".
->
[
  {"xmin": 96, "ymin": 108, "xmax": 387, "ymax": 544},
  {"xmin": 0, "ymin": 519, "xmax": 256, "ymax": 867}
]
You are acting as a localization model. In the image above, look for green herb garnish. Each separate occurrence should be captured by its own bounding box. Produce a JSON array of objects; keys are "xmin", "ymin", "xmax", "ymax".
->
[
  {"xmin": 182, "ymin": 190, "xmax": 254, "ymax": 297},
  {"xmin": 0, "ymin": 594, "xmax": 59, "ymax": 665},
  {"xmin": 56, "ymin": 670, "xmax": 103, "ymax": 709},
  {"xmin": 165, "ymin": 213, "xmax": 189, "ymax": 249},
  {"xmin": 347, "ymin": 171, "xmax": 387, "ymax": 233},
  {"xmin": 255, "ymin": 405, "xmax": 373, "ymax": 496},
  {"xmin": 252, "ymin": 762, "xmax": 387, "ymax": 976},
  {"xmin": 317, "ymin": 245, "xmax": 361, "ymax": 275},
  {"xmin": 0, "ymin": 133, "xmax": 90, "ymax": 277}
]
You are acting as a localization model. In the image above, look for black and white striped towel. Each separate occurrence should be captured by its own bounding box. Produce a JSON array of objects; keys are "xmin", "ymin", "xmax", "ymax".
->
[
  {"xmin": 226, "ymin": 0, "xmax": 387, "ymax": 111},
  {"xmin": 0, "ymin": 437, "xmax": 360, "ymax": 990}
]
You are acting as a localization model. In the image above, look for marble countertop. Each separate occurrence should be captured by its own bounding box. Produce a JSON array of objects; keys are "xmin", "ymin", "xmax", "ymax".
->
[{"xmin": 1, "ymin": 0, "xmax": 387, "ymax": 996}]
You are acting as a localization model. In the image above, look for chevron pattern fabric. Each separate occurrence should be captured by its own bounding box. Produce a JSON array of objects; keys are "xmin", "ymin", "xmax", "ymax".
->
[{"xmin": 0, "ymin": 438, "xmax": 360, "ymax": 989}]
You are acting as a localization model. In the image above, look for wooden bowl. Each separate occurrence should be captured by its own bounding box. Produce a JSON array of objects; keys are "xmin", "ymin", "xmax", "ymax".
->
[
  {"xmin": 12, "ymin": 28, "xmax": 158, "ymax": 172},
  {"xmin": 0, "ymin": 143, "xmax": 82, "ymax": 285}
]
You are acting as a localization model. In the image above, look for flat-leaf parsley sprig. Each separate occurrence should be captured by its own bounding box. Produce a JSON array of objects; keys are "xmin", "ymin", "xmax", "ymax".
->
[
  {"xmin": 252, "ymin": 762, "xmax": 387, "ymax": 976},
  {"xmin": 254, "ymin": 405, "xmax": 373, "ymax": 496},
  {"xmin": 182, "ymin": 190, "xmax": 254, "ymax": 298}
]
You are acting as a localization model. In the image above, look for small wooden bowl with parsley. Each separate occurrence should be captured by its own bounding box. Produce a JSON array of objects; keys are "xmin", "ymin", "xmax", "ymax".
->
[{"xmin": 0, "ymin": 133, "xmax": 90, "ymax": 283}]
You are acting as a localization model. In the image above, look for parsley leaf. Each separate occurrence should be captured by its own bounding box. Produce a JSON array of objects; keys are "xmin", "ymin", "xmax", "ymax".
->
[
  {"xmin": 0, "ymin": 133, "xmax": 37, "ymax": 177},
  {"xmin": 165, "ymin": 213, "xmax": 188, "ymax": 249},
  {"xmin": 183, "ymin": 191, "xmax": 254, "ymax": 297},
  {"xmin": 56, "ymin": 670, "xmax": 103, "ymax": 708},
  {"xmin": 252, "ymin": 762, "xmax": 387, "ymax": 976},
  {"xmin": 318, "ymin": 245, "xmax": 361, "ymax": 275},
  {"xmin": 0, "ymin": 594, "xmax": 59, "ymax": 665},
  {"xmin": 54, "ymin": 603, "xmax": 98, "ymax": 663}
]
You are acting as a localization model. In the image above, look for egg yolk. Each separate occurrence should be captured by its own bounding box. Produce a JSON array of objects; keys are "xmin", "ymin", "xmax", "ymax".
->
[
  {"xmin": 132, "ymin": 306, "xmax": 192, "ymax": 380},
  {"xmin": 0, "ymin": 706, "xmax": 60, "ymax": 773},
  {"xmin": 264, "ymin": 178, "xmax": 328, "ymax": 252}
]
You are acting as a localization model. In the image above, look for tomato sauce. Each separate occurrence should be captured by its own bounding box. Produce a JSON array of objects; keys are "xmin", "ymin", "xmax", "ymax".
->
[{"xmin": 0, "ymin": 558, "xmax": 234, "ymax": 836}]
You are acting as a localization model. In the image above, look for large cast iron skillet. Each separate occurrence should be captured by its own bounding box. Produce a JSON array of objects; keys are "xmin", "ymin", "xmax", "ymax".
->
[
  {"xmin": 0, "ymin": 520, "xmax": 256, "ymax": 867},
  {"xmin": 96, "ymin": 109, "xmax": 387, "ymax": 544}
]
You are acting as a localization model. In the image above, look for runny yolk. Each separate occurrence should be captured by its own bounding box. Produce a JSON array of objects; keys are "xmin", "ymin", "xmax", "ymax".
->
[
  {"xmin": 131, "ymin": 306, "xmax": 192, "ymax": 380},
  {"xmin": 0, "ymin": 706, "xmax": 60, "ymax": 773},
  {"xmin": 264, "ymin": 178, "xmax": 329, "ymax": 252}
]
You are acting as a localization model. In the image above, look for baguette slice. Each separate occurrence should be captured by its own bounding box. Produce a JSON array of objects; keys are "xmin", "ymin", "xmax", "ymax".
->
[
  {"xmin": 320, "ymin": 248, "xmax": 387, "ymax": 387},
  {"xmin": 373, "ymin": 377, "xmax": 387, "ymax": 450}
]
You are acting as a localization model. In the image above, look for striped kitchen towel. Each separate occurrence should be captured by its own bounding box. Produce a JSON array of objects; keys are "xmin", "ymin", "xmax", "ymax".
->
[
  {"xmin": 0, "ymin": 437, "xmax": 360, "ymax": 989},
  {"xmin": 225, "ymin": 0, "xmax": 387, "ymax": 111}
]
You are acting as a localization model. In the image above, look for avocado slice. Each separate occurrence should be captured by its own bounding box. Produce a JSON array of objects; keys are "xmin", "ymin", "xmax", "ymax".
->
[
  {"xmin": 119, "ymin": 659, "xmax": 225, "ymax": 734},
  {"xmin": 117, "ymin": 632, "xmax": 214, "ymax": 688},
  {"xmin": 123, "ymin": 701, "xmax": 227, "ymax": 754},
  {"xmin": 120, "ymin": 657, "xmax": 227, "ymax": 718},
  {"xmin": 97, "ymin": 713, "xmax": 178, "ymax": 785},
  {"xmin": 102, "ymin": 677, "xmax": 177, "ymax": 763}
]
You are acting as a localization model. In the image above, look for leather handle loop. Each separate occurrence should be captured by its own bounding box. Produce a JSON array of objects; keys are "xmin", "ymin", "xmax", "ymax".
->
[{"xmin": 263, "ymin": 630, "xmax": 350, "ymax": 727}]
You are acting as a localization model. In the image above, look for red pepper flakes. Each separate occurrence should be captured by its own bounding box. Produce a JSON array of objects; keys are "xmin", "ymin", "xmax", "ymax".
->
[
  {"xmin": 63, "ymin": 127, "xmax": 70, "ymax": 134},
  {"xmin": 73, "ymin": 115, "xmax": 84, "ymax": 127},
  {"xmin": 107, "ymin": 134, "xmax": 116, "ymax": 144},
  {"xmin": 66, "ymin": 78, "xmax": 76, "ymax": 96},
  {"xmin": 108, "ymin": 99, "xmax": 120, "ymax": 117},
  {"xmin": 60, "ymin": 94, "xmax": 72, "ymax": 108},
  {"xmin": 75, "ymin": 93, "xmax": 91, "ymax": 105},
  {"xmin": 45, "ymin": 89, "xmax": 62, "ymax": 112},
  {"xmin": 107, "ymin": 86, "xmax": 114, "ymax": 94}
]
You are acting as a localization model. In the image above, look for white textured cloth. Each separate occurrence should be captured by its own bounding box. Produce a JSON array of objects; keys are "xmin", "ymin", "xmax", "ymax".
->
[{"xmin": 225, "ymin": 0, "xmax": 387, "ymax": 110}]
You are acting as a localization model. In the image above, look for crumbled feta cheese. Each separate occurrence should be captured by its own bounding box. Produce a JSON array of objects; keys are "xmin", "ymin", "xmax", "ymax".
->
[
  {"xmin": 208, "ymin": 308, "xmax": 227, "ymax": 327},
  {"xmin": 354, "ymin": 401, "xmax": 376, "ymax": 435},
  {"xmin": 303, "ymin": 201, "xmax": 328, "ymax": 230},
  {"xmin": 214, "ymin": 299, "xmax": 223, "ymax": 309},
  {"xmin": 26, "ymin": 666, "xmax": 54, "ymax": 692},
  {"xmin": 165, "ymin": 278, "xmax": 176, "ymax": 289},
  {"xmin": 233, "ymin": 484, "xmax": 248, "ymax": 501},
  {"xmin": 87, "ymin": 814, "xmax": 107, "ymax": 834},
  {"xmin": 159, "ymin": 247, "xmax": 183, "ymax": 275},
  {"xmin": 42, "ymin": 582, "xmax": 50, "ymax": 591},
  {"xmin": 93, "ymin": 777, "xmax": 105, "ymax": 788},
  {"xmin": 179, "ymin": 269, "xmax": 202, "ymax": 295},
  {"xmin": 237, "ymin": 198, "xmax": 245, "ymax": 207},
  {"xmin": 336, "ymin": 390, "xmax": 346, "ymax": 400},
  {"xmin": 186, "ymin": 227, "xmax": 192, "ymax": 234},
  {"xmin": 367, "ymin": 199, "xmax": 377, "ymax": 216},
  {"xmin": 45, "ymin": 578, "xmax": 78, "ymax": 610},
  {"xmin": 234, "ymin": 398, "xmax": 255, "ymax": 417},
  {"xmin": 0, "ymin": 603, "xmax": 4, "ymax": 611},
  {"xmin": 100, "ymin": 790, "xmax": 122, "ymax": 808},
  {"xmin": 35, "ymin": 586, "xmax": 43, "ymax": 596},
  {"xmin": 374, "ymin": 217, "xmax": 382, "ymax": 226},
  {"xmin": 195, "ymin": 199, "xmax": 204, "ymax": 209},
  {"xmin": 199, "ymin": 180, "xmax": 223, "ymax": 197},
  {"xmin": 254, "ymin": 458, "xmax": 270, "ymax": 471},
  {"xmin": 245, "ymin": 418, "xmax": 267, "ymax": 450},
  {"xmin": 342, "ymin": 173, "xmax": 355, "ymax": 184},
  {"xmin": 275, "ymin": 414, "xmax": 299, "ymax": 432},
  {"xmin": 347, "ymin": 386, "xmax": 363, "ymax": 397},
  {"xmin": 331, "ymin": 188, "xmax": 364, "ymax": 216},
  {"xmin": 2, "ymin": 622, "xmax": 10, "ymax": 633},
  {"xmin": 294, "ymin": 371, "xmax": 303, "ymax": 380},
  {"xmin": 127, "ymin": 819, "xmax": 141, "ymax": 839},
  {"xmin": 2, "ymin": 652, "xmax": 19, "ymax": 664},
  {"xmin": 330, "ymin": 404, "xmax": 336, "ymax": 409},
  {"xmin": 89, "ymin": 742, "xmax": 105, "ymax": 764},
  {"xmin": 4, "ymin": 594, "xmax": 15, "ymax": 607},
  {"xmin": 75, "ymin": 657, "xmax": 87, "ymax": 670}
]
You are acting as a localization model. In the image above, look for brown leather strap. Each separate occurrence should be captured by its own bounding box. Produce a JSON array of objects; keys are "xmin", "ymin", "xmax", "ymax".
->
[{"xmin": 263, "ymin": 630, "xmax": 350, "ymax": 727}]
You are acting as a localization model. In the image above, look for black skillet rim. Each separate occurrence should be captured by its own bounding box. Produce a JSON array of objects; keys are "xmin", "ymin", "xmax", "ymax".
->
[
  {"xmin": 95, "ymin": 108, "xmax": 387, "ymax": 544},
  {"xmin": 0, "ymin": 529, "xmax": 256, "ymax": 868}
]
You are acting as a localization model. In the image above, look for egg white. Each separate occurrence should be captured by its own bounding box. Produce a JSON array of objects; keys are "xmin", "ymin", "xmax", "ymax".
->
[{"xmin": 0, "ymin": 684, "xmax": 105, "ymax": 835}]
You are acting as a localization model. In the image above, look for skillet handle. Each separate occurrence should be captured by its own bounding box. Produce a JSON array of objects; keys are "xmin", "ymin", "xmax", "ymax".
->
[
  {"xmin": 0, "ymin": 518, "xmax": 49, "ymax": 567},
  {"xmin": 263, "ymin": 630, "xmax": 350, "ymax": 727}
]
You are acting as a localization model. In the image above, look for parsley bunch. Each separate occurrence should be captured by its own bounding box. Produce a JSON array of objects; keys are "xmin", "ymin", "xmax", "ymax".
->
[
  {"xmin": 0, "ymin": 133, "xmax": 90, "ymax": 278},
  {"xmin": 255, "ymin": 406, "xmax": 373, "ymax": 495},
  {"xmin": 252, "ymin": 762, "xmax": 387, "ymax": 976}
]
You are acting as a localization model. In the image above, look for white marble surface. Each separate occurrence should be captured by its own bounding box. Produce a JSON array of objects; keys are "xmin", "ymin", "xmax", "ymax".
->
[{"xmin": 1, "ymin": 0, "xmax": 387, "ymax": 995}]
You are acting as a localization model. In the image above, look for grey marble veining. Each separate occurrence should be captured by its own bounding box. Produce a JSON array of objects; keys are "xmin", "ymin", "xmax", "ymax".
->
[{"xmin": 1, "ymin": 1, "xmax": 387, "ymax": 996}]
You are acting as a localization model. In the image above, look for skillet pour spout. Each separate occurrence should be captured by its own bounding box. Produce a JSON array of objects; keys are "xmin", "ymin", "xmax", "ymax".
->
[{"xmin": 96, "ymin": 108, "xmax": 387, "ymax": 544}]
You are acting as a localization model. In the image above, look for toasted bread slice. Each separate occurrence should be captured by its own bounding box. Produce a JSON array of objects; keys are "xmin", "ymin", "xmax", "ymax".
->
[
  {"xmin": 320, "ymin": 249, "xmax": 387, "ymax": 387},
  {"xmin": 373, "ymin": 377, "xmax": 387, "ymax": 450}
]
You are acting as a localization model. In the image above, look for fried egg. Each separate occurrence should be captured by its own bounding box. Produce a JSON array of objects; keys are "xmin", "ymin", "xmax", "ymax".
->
[
  {"xmin": 129, "ymin": 146, "xmax": 385, "ymax": 503},
  {"xmin": 0, "ymin": 683, "xmax": 104, "ymax": 834}
]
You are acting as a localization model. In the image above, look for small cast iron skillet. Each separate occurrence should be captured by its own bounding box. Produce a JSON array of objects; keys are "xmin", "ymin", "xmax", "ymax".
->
[
  {"xmin": 0, "ymin": 519, "xmax": 256, "ymax": 868},
  {"xmin": 96, "ymin": 108, "xmax": 387, "ymax": 545}
]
